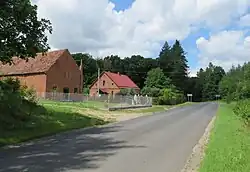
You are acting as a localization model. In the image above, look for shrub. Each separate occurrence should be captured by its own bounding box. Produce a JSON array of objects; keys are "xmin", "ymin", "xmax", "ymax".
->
[
  {"xmin": 157, "ymin": 88, "xmax": 185, "ymax": 105},
  {"xmin": 141, "ymin": 87, "xmax": 161, "ymax": 97},
  {"xmin": 233, "ymin": 99, "xmax": 250, "ymax": 124},
  {"xmin": 0, "ymin": 77, "xmax": 38, "ymax": 129},
  {"xmin": 118, "ymin": 88, "xmax": 137, "ymax": 96}
]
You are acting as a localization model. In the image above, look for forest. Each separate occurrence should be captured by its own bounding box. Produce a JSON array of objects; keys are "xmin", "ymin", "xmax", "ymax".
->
[{"xmin": 72, "ymin": 40, "xmax": 229, "ymax": 104}]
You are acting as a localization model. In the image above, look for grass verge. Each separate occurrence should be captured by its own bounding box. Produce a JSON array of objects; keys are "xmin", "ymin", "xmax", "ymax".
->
[
  {"xmin": 0, "ymin": 104, "xmax": 108, "ymax": 147},
  {"xmin": 199, "ymin": 103, "xmax": 250, "ymax": 172}
]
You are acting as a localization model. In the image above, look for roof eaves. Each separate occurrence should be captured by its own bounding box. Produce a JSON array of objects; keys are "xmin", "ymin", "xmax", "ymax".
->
[{"xmin": 0, "ymin": 71, "xmax": 46, "ymax": 77}]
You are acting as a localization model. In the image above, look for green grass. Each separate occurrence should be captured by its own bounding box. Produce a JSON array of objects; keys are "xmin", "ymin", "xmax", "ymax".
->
[
  {"xmin": 0, "ymin": 104, "xmax": 108, "ymax": 147},
  {"xmin": 199, "ymin": 103, "xmax": 250, "ymax": 172},
  {"xmin": 39, "ymin": 100, "xmax": 107, "ymax": 110},
  {"xmin": 120, "ymin": 105, "xmax": 170, "ymax": 113},
  {"xmin": 120, "ymin": 102, "xmax": 195, "ymax": 113}
]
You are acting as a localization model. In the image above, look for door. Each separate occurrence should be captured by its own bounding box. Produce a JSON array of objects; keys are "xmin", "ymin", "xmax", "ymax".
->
[{"xmin": 63, "ymin": 87, "xmax": 69, "ymax": 100}]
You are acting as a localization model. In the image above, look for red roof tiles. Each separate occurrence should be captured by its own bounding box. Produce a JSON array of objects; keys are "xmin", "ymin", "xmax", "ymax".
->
[
  {"xmin": 105, "ymin": 72, "xmax": 139, "ymax": 89},
  {"xmin": 0, "ymin": 49, "xmax": 67, "ymax": 76}
]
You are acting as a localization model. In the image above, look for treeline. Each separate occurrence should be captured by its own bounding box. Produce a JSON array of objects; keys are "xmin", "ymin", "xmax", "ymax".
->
[
  {"xmin": 218, "ymin": 62, "xmax": 250, "ymax": 124},
  {"xmin": 72, "ymin": 40, "xmax": 228, "ymax": 103}
]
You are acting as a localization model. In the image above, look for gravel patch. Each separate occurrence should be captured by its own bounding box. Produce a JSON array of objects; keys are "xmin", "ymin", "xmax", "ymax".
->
[{"xmin": 181, "ymin": 116, "xmax": 216, "ymax": 172}]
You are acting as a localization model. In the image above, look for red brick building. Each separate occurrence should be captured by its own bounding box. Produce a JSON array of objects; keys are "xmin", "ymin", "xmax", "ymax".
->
[
  {"xmin": 89, "ymin": 71, "xmax": 140, "ymax": 96},
  {"xmin": 0, "ymin": 49, "xmax": 83, "ymax": 95}
]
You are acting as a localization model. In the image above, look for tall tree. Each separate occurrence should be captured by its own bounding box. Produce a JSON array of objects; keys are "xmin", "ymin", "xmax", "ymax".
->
[
  {"xmin": 157, "ymin": 40, "xmax": 189, "ymax": 92},
  {"xmin": 0, "ymin": 0, "xmax": 52, "ymax": 63},
  {"xmin": 170, "ymin": 40, "xmax": 189, "ymax": 92},
  {"xmin": 158, "ymin": 41, "xmax": 172, "ymax": 77},
  {"xmin": 198, "ymin": 63, "xmax": 225, "ymax": 101}
]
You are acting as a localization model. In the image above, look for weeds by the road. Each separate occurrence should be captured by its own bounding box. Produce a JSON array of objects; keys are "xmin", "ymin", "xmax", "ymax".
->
[{"xmin": 199, "ymin": 103, "xmax": 250, "ymax": 172}]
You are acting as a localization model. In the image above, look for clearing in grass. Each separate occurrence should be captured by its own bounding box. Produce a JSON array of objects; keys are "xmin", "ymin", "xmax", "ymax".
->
[{"xmin": 199, "ymin": 103, "xmax": 250, "ymax": 172}]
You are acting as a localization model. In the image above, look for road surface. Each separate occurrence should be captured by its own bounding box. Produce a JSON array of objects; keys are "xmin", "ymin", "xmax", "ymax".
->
[{"xmin": 0, "ymin": 102, "xmax": 218, "ymax": 172}]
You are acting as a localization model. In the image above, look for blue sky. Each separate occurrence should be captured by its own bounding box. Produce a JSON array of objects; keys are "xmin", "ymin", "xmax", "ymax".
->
[{"xmin": 111, "ymin": 0, "xmax": 135, "ymax": 11}]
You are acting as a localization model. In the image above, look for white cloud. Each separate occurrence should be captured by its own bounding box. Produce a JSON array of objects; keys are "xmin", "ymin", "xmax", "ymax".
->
[
  {"xmin": 35, "ymin": 0, "xmax": 250, "ymax": 59},
  {"xmin": 239, "ymin": 13, "xmax": 250, "ymax": 27},
  {"xmin": 196, "ymin": 30, "xmax": 250, "ymax": 71}
]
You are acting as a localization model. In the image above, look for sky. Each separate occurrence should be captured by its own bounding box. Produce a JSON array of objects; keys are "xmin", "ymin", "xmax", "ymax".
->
[{"xmin": 34, "ymin": 0, "xmax": 250, "ymax": 76}]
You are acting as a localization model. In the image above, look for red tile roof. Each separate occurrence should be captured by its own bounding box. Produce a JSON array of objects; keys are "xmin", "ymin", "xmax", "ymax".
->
[
  {"xmin": 105, "ymin": 72, "xmax": 139, "ymax": 89},
  {"xmin": 0, "ymin": 49, "xmax": 67, "ymax": 76}
]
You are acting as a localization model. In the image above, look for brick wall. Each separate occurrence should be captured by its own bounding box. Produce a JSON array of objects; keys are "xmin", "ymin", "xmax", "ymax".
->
[
  {"xmin": 46, "ymin": 51, "xmax": 82, "ymax": 93},
  {"xmin": 90, "ymin": 73, "xmax": 120, "ymax": 96}
]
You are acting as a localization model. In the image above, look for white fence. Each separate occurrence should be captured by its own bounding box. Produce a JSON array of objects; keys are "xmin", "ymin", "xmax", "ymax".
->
[{"xmin": 37, "ymin": 92, "xmax": 152, "ymax": 109}]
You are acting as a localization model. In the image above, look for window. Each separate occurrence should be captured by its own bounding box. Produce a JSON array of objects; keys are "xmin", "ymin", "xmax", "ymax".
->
[
  {"xmin": 74, "ymin": 88, "xmax": 78, "ymax": 93},
  {"xmin": 64, "ymin": 72, "xmax": 70, "ymax": 78},
  {"xmin": 112, "ymin": 83, "xmax": 114, "ymax": 85},
  {"xmin": 103, "ymin": 80, "xmax": 105, "ymax": 86}
]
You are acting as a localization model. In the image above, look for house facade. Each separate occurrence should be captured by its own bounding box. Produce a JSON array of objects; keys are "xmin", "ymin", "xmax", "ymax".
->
[
  {"xmin": 89, "ymin": 71, "xmax": 140, "ymax": 96},
  {"xmin": 0, "ymin": 49, "xmax": 83, "ymax": 96}
]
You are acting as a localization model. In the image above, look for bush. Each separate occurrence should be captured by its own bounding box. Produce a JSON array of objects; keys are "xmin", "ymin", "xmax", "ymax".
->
[
  {"xmin": 0, "ymin": 77, "xmax": 38, "ymax": 129},
  {"xmin": 157, "ymin": 88, "xmax": 185, "ymax": 105},
  {"xmin": 141, "ymin": 87, "xmax": 161, "ymax": 97},
  {"xmin": 233, "ymin": 99, "xmax": 250, "ymax": 124},
  {"xmin": 118, "ymin": 88, "xmax": 137, "ymax": 96}
]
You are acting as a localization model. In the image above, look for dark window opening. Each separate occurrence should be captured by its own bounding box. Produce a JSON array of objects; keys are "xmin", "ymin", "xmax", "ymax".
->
[
  {"xmin": 112, "ymin": 83, "xmax": 114, "ymax": 85},
  {"xmin": 74, "ymin": 88, "xmax": 78, "ymax": 93},
  {"xmin": 63, "ymin": 87, "xmax": 70, "ymax": 100},
  {"xmin": 103, "ymin": 80, "xmax": 105, "ymax": 86},
  {"xmin": 63, "ymin": 87, "xmax": 69, "ymax": 93}
]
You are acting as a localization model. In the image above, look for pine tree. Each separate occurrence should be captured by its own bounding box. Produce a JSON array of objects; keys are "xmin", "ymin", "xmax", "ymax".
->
[
  {"xmin": 170, "ymin": 40, "xmax": 189, "ymax": 91},
  {"xmin": 158, "ymin": 41, "xmax": 172, "ymax": 77}
]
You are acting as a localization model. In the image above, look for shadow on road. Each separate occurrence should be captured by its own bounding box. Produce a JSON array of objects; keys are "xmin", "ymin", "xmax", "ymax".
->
[{"xmin": 0, "ymin": 125, "xmax": 146, "ymax": 172}]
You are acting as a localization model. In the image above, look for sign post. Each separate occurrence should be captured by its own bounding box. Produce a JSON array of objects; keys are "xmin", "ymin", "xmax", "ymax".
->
[
  {"xmin": 187, "ymin": 94, "xmax": 193, "ymax": 102},
  {"xmin": 215, "ymin": 95, "xmax": 220, "ymax": 101}
]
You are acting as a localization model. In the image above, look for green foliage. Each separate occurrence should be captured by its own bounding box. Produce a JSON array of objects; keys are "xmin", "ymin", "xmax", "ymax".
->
[
  {"xmin": 158, "ymin": 40, "xmax": 189, "ymax": 92},
  {"xmin": 0, "ymin": 0, "xmax": 52, "ymax": 63},
  {"xmin": 219, "ymin": 62, "xmax": 250, "ymax": 101},
  {"xmin": 233, "ymin": 99, "xmax": 250, "ymax": 124},
  {"xmin": 197, "ymin": 63, "xmax": 225, "ymax": 101},
  {"xmin": 144, "ymin": 67, "xmax": 171, "ymax": 89},
  {"xmin": 141, "ymin": 87, "xmax": 161, "ymax": 97},
  {"xmin": 119, "ymin": 88, "xmax": 137, "ymax": 96},
  {"xmin": 0, "ymin": 78, "xmax": 38, "ymax": 130},
  {"xmin": 158, "ymin": 87, "xmax": 185, "ymax": 105},
  {"xmin": 83, "ymin": 87, "xmax": 90, "ymax": 95}
]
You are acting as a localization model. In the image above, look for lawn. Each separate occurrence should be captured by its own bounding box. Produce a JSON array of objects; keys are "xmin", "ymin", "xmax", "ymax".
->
[
  {"xmin": 40, "ymin": 100, "xmax": 108, "ymax": 110},
  {"xmin": 0, "ymin": 103, "xmax": 108, "ymax": 147},
  {"xmin": 199, "ymin": 103, "xmax": 250, "ymax": 172}
]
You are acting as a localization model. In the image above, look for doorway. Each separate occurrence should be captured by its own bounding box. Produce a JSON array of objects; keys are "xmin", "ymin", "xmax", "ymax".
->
[{"xmin": 63, "ymin": 87, "xmax": 69, "ymax": 100}]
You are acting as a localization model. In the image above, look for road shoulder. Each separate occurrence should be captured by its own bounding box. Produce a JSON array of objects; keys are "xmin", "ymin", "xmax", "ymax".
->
[{"xmin": 181, "ymin": 116, "xmax": 216, "ymax": 172}]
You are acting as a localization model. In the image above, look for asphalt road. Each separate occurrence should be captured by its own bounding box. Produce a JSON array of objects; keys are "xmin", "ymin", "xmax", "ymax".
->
[{"xmin": 0, "ymin": 102, "xmax": 218, "ymax": 172}]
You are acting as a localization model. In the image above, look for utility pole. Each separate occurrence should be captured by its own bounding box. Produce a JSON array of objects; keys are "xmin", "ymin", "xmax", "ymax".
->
[
  {"xmin": 97, "ymin": 67, "xmax": 100, "ymax": 96},
  {"xmin": 79, "ymin": 58, "xmax": 83, "ymax": 93}
]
